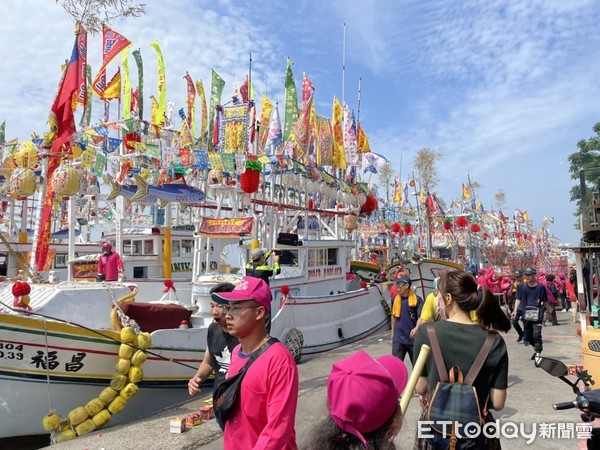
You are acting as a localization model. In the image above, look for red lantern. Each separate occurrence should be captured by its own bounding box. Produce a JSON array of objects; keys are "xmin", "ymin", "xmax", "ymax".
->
[
  {"xmin": 281, "ymin": 285, "xmax": 290, "ymax": 296},
  {"xmin": 308, "ymin": 199, "xmax": 314, "ymax": 210},
  {"xmin": 403, "ymin": 221, "xmax": 413, "ymax": 235},
  {"xmin": 240, "ymin": 159, "xmax": 262, "ymax": 194},
  {"xmin": 360, "ymin": 194, "xmax": 378, "ymax": 216},
  {"xmin": 470, "ymin": 223, "xmax": 481, "ymax": 233},
  {"xmin": 443, "ymin": 217, "xmax": 452, "ymax": 230},
  {"xmin": 456, "ymin": 216, "xmax": 468, "ymax": 228},
  {"xmin": 391, "ymin": 222, "xmax": 401, "ymax": 233},
  {"xmin": 515, "ymin": 232, "xmax": 522, "ymax": 239},
  {"xmin": 483, "ymin": 232, "xmax": 489, "ymax": 240}
]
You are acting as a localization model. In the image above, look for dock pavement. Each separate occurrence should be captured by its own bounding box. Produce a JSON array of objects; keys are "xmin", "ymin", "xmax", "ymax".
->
[{"xmin": 46, "ymin": 311, "xmax": 587, "ymax": 449}]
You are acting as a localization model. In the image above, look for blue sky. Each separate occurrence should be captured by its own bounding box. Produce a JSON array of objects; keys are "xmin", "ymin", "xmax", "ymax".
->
[{"xmin": 2, "ymin": 0, "xmax": 600, "ymax": 245}]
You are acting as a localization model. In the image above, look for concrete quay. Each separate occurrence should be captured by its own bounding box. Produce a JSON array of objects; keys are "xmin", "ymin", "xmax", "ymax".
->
[{"xmin": 47, "ymin": 311, "xmax": 587, "ymax": 449}]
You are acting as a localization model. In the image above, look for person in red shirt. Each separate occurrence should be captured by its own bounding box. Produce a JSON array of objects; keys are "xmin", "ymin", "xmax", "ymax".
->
[
  {"xmin": 97, "ymin": 242, "xmax": 124, "ymax": 282},
  {"xmin": 212, "ymin": 276, "xmax": 298, "ymax": 449}
]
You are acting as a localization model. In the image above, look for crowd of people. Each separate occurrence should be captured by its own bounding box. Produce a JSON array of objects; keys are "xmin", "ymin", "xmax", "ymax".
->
[{"xmin": 184, "ymin": 260, "xmax": 577, "ymax": 449}]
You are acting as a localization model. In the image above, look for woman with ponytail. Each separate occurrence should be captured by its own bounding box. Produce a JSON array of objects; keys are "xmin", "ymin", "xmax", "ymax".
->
[{"xmin": 413, "ymin": 269, "xmax": 510, "ymax": 449}]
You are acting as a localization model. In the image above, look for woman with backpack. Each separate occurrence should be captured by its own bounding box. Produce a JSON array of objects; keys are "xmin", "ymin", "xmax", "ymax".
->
[{"xmin": 413, "ymin": 269, "xmax": 511, "ymax": 449}]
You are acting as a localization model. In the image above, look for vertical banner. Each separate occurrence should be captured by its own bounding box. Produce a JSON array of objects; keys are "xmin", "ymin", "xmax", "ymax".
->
[
  {"xmin": 196, "ymin": 80, "xmax": 208, "ymax": 148},
  {"xmin": 208, "ymin": 69, "xmax": 225, "ymax": 151},
  {"xmin": 150, "ymin": 42, "xmax": 167, "ymax": 129},
  {"xmin": 283, "ymin": 58, "xmax": 299, "ymax": 142},
  {"xmin": 75, "ymin": 25, "xmax": 88, "ymax": 107},
  {"xmin": 122, "ymin": 47, "xmax": 131, "ymax": 120},
  {"xmin": 183, "ymin": 72, "xmax": 196, "ymax": 139},
  {"xmin": 257, "ymin": 94, "xmax": 272, "ymax": 155},
  {"xmin": 80, "ymin": 64, "xmax": 93, "ymax": 127},
  {"xmin": 332, "ymin": 96, "xmax": 346, "ymax": 170},
  {"xmin": 132, "ymin": 49, "xmax": 144, "ymax": 120}
]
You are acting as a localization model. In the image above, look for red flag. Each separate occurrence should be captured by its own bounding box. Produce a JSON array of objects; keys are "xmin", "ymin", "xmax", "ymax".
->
[
  {"xmin": 36, "ymin": 34, "xmax": 82, "ymax": 271},
  {"xmin": 91, "ymin": 25, "xmax": 131, "ymax": 99},
  {"xmin": 426, "ymin": 191, "xmax": 436, "ymax": 214},
  {"xmin": 301, "ymin": 73, "xmax": 315, "ymax": 108},
  {"xmin": 75, "ymin": 26, "xmax": 88, "ymax": 106},
  {"xmin": 240, "ymin": 76, "xmax": 249, "ymax": 104}
]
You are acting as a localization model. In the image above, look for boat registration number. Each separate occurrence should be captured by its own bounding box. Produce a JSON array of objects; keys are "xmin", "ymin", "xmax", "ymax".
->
[{"xmin": 0, "ymin": 342, "xmax": 24, "ymax": 360}]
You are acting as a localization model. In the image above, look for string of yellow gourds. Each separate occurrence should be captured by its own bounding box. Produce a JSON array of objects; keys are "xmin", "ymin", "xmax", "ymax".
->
[{"xmin": 42, "ymin": 326, "xmax": 152, "ymax": 443}]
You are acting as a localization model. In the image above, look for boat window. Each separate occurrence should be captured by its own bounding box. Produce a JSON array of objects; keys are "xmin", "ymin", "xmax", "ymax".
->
[
  {"xmin": 54, "ymin": 253, "xmax": 68, "ymax": 268},
  {"xmin": 172, "ymin": 240, "xmax": 181, "ymax": 257},
  {"xmin": 133, "ymin": 266, "xmax": 147, "ymax": 278},
  {"xmin": 279, "ymin": 250, "xmax": 298, "ymax": 267},
  {"xmin": 144, "ymin": 239, "xmax": 154, "ymax": 255},
  {"xmin": 327, "ymin": 249, "xmax": 338, "ymax": 265},
  {"xmin": 308, "ymin": 250, "xmax": 316, "ymax": 267},
  {"xmin": 182, "ymin": 239, "xmax": 193, "ymax": 254},
  {"xmin": 132, "ymin": 240, "xmax": 142, "ymax": 255},
  {"xmin": 316, "ymin": 249, "xmax": 325, "ymax": 266},
  {"xmin": 123, "ymin": 239, "xmax": 132, "ymax": 255}
]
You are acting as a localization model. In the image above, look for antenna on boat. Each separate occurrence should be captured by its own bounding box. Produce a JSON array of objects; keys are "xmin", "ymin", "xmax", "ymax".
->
[{"xmin": 342, "ymin": 22, "xmax": 346, "ymax": 107}]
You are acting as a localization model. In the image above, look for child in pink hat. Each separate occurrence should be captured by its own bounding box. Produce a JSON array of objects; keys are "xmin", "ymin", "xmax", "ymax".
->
[{"xmin": 304, "ymin": 350, "xmax": 408, "ymax": 449}]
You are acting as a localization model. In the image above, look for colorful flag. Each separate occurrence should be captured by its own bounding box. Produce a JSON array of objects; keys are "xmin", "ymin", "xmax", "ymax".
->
[
  {"xmin": 522, "ymin": 211, "xmax": 529, "ymax": 222},
  {"xmin": 183, "ymin": 72, "xmax": 196, "ymax": 139},
  {"xmin": 208, "ymin": 69, "xmax": 225, "ymax": 150},
  {"xmin": 80, "ymin": 64, "xmax": 92, "ymax": 127},
  {"xmin": 264, "ymin": 103, "xmax": 282, "ymax": 156},
  {"xmin": 122, "ymin": 48, "xmax": 131, "ymax": 120},
  {"xmin": 132, "ymin": 49, "xmax": 144, "ymax": 120},
  {"xmin": 150, "ymin": 42, "xmax": 167, "ymax": 129},
  {"xmin": 102, "ymin": 68, "xmax": 121, "ymax": 99},
  {"xmin": 301, "ymin": 72, "xmax": 315, "ymax": 109},
  {"xmin": 75, "ymin": 26, "xmax": 88, "ymax": 106},
  {"xmin": 315, "ymin": 115, "xmax": 333, "ymax": 166},
  {"xmin": 462, "ymin": 183, "xmax": 471, "ymax": 199},
  {"xmin": 332, "ymin": 96, "xmax": 346, "ymax": 170},
  {"xmin": 195, "ymin": 80, "xmax": 208, "ymax": 148},
  {"xmin": 91, "ymin": 25, "xmax": 131, "ymax": 98},
  {"xmin": 240, "ymin": 75, "xmax": 249, "ymax": 104},
  {"xmin": 36, "ymin": 32, "xmax": 82, "ymax": 272},
  {"xmin": 342, "ymin": 103, "xmax": 358, "ymax": 166},
  {"xmin": 257, "ymin": 94, "xmax": 273, "ymax": 154},
  {"xmin": 403, "ymin": 182, "xmax": 409, "ymax": 206},
  {"xmin": 357, "ymin": 123, "xmax": 371, "ymax": 153},
  {"xmin": 426, "ymin": 191, "xmax": 436, "ymax": 214},
  {"xmin": 392, "ymin": 178, "xmax": 401, "ymax": 203},
  {"xmin": 283, "ymin": 58, "xmax": 299, "ymax": 142}
]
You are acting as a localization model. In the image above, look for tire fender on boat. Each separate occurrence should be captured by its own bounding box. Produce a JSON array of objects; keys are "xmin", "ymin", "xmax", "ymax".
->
[{"xmin": 285, "ymin": 327, "xmax": 303, "ymax": 364}]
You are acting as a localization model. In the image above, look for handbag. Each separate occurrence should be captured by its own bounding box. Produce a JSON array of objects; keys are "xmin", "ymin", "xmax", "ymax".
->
[
  {"xmin": 213, "ymin": 337, "xmax": 278, "ymax": 430},
  {"xmin": 524, "ymin": 306, "xmax": 540, "ymax": 322}
]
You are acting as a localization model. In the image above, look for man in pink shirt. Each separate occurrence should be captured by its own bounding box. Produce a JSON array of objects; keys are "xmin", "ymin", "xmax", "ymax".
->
[
  {"xmin": 212, "ymin": 276, "xmax": 298, "ymax": 450},
  {"xmin": 97, "ymin": 242, "xmax": 124, "ymax": 282}
]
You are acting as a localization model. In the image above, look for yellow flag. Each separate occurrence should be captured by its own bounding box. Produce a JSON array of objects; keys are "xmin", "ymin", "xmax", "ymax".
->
[
  {"xmin": 357, "ymin": 124, "xmax": 371, "ymax": 153},
  {"xmin": 462, "ymin": 183, "xmax": 471, "ymax": 199},
  {"xmin": 257, "ymin": 94, "xmax": 273, "ymax": 154},
  {"xmin": 150, "ymin": 42, "xmax": 167, "ymax": 128},
  {"xmin": 103, "ymin": 69, "xmax": 121, "ymax": 100},
  {"xmin": 196, "ymin": 80, "xmax": 208, "ymax": 147},
  {"xmin": 122, "ymin": 48, "xmax": 131, "ymax": 119},
  {"xmin": 332, "ymin": 96, "xmax": 346, "ymax": 170},
  {"xmin": 522, "ymin": 211, "xmax": 529, "ymax": 222},
  {"xmin": 419, "ymin": 187, "xmax": 425, "ymax": 203}
]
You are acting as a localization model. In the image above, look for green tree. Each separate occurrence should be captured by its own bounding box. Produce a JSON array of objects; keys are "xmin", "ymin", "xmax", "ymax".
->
[
  {"xmin": 568, "ymin": 122, "xmax": 600, "ymax": 220},
  {"xmin": 414, "ymin": 147, "xmax": 442, "ymax": 193},
  {"xmin": 378, "ymin": 162, "xmax": 394, "ymax": 204}
]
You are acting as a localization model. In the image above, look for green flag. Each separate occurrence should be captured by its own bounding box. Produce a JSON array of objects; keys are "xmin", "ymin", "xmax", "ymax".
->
[
  {"xmin": 283, "ymin": 58, "xmax": 299, "ymax": 142},
  {"xmin": 132, "ymin": 49, "xmax": 144, "ymax": 120},
  {"xmin": 208, "ymin": 69, "xmax": 225, "ymax": 150},
  {"xmin": 80, "ymin": 65, "xmax": 92, "ymax": 128},
  {"xmin": 0, "ymin": 120, "xmax": 5, "ymax": 144}
]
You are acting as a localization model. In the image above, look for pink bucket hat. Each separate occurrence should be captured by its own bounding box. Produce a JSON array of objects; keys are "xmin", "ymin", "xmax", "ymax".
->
[
  {"xmin": 211, "ymin": 276, "xmax": 272, "ymax": 311},
  {"xmin": 327, "ymin": 350, "xmax": 408, "ymax": 447}
]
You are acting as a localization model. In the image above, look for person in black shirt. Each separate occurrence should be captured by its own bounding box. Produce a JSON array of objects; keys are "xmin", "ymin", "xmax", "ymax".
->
[
  {"xmin": 245, "ymin": 248, "xmax": 281, "ymax": 285},
  {"xmin": 188, "ymin": 283, "xmax": 239, "ymax": 394}
]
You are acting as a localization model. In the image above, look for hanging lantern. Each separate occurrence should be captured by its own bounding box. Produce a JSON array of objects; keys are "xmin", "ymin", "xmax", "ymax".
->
[
  {"xmin": 483, "ymin": 232, "xmax": 489, "ymax": 240},
  {"xmin": 470, "ymin": 223, "xmax": 481, "ymax": 233},
  {"xmin": 456, "ymin": 216, "xmax": 468, "ymax": 228},
  {"xmin": 443, "ymin": 217, "xmax": 452, "ymax": 230},
  {"xmin": 240, "ymin": 159, "xmax": 262, "ymax": 194},
  {"xmin": 8, "ymin": 168, "xmax": 36, "ymax": 198},
  {"xmin": 515, "ymin": 232, "xmax": 522, "ymax": 239},
  {"xmin": 52, "ymin": 166, "xmax": 83, "ymax": 198},
  {"xmin": 14, "ymin": 142, "xmax": 39, "ymax": 168},
  {"xmin": 403, "ymin": 221, "xmax": 413, "ymax": 235},
  {"xmin": 308, "ymin": 198, "xmax": 314, "ymax": 210},
  {"xmin": 360, "ymin": 193, "xmax": 378, "ymax": 216},
  {"xmin": 391, "ymin": 222, "xmax": 401, "ymax": 233},
  {"xmin": 343, "ymin": 215, "xmax": 358, "ymax": 231}
]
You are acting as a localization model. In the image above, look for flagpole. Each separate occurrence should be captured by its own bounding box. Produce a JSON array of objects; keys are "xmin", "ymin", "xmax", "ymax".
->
[
  {"xmin": 356, "ymin": 77, "xmax": 362, "ymax": 180},
  {"xmin": 342, "ymin": 23, "xmax": 346, "ymax": 107}
]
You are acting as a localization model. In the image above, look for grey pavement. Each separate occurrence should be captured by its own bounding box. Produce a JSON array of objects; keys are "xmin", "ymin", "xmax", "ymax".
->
[{"xmin": 48, "ymin": 310, "xmax": 588, "ymax": 449}]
